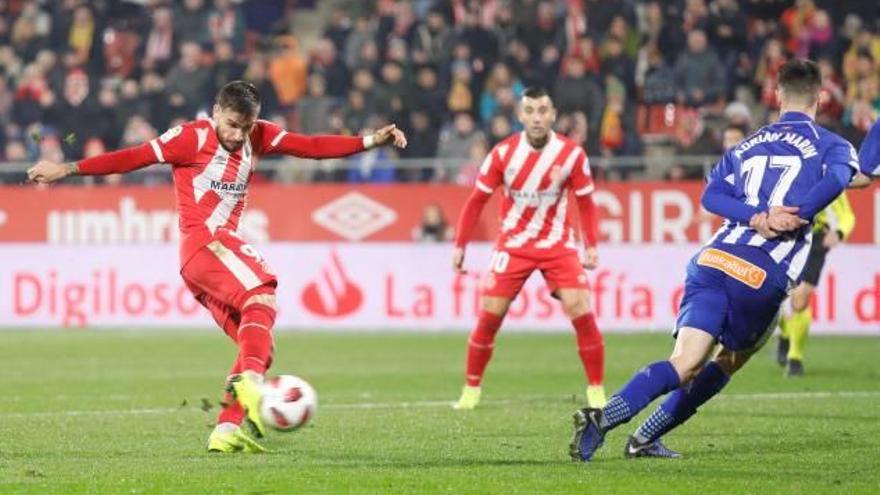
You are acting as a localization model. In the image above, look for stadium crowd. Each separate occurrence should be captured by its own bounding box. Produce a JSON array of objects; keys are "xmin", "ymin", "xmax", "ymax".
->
[{"xmin": 0, "ymin": 0, "xmax": 878, "ymax": 184}]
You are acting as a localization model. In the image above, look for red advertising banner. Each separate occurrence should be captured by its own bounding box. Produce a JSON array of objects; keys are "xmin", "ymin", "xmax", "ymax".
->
[{"xmin": 0, "ymin": 182, "xmax": 877, "ymax": 244}]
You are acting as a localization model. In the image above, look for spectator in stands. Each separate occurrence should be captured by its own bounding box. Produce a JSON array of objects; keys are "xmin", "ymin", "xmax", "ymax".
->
[
  {"xmin": 676, "ymin": 112, "xmax": 720, "ymax": 158},
  {"xmin": 410, "ymin": 64, "xmax": 446, "ymax": 125},
  {"xmin": 296, "ymin": 74, "xmax": 336, "ymax": 135},
  {"xmin": 480, "ymin": 63, "xmax": 523, "ymax": 125},
  {"xmin": 555, "ymin": 57, "xmax": 604, "ymax": 132},
  {"xmin": 721, "ymin": 123, "xmax": 747, "ymax": 151},
  {"xmin": 755, "ymin": 38, "xmax": 786, "ymax": 108},
  {"xmin": 165, "ymin": 41, "xmax": 210, "ymax": 119},
  {"xmin": 141, "ymin": 6, "xmax": 176, "ymax": 75},
  {"xmin": 175, "ymin": 0, "xmax": 209, "ymax": 45},
  {"xmin": 638, "ymin": 44, "xmax": 676, "ymax": 104},
  {"xmin": 375, "ymin": 61, "xmax": 410, "ymax": 117},
  {"xmin": 103, "ymin": 19, "xmax": 141, "ymax": 79},
  {"xmin": 674, "ymin": 29, "xmax": 725, "ymax": 106},
  {"xmin": 309, "ymin": 38, "xmax": 350, "ymax": 98},
  {"xmin": 402, "ymin": 110, "xmax": 438, "ymax": 159},
  {"xmin": 601, "ymin": 36, "xmax": 636, "ymax": 95},
  {"xmin": 437, "ymin": 112, "xmax": 483, "ymax": 160},
  {"xmin": 343, "ymin": 90, "xmax": 370, "ymax": 133},
  {"xmin": 412, "ymin": 8, "xmax": 452, "ymax": 66},
  {"xmin": 208, "ymin": 0, "xmax": 247, "ymax": 52},
  {"xmin": 243, "ymin": 56, "xmax": 280, "ymax": 117},
  {"xmin": 45, "ymin": 68, "xmax": 101, "ymax": 158},
  {"xmin": 3, "ymin": 140, "xmax": 28, "ymax": 162},
  {"xmin": 140, "ymin": 71, "xmax": 171, "ymax": 131},
  {"xmin": 454, "ymin": 8, "xmax": 498, "ymax": 70},
  {"xmin": 447, "ymin": 61, "xmax": 475, "ymax": 115},
  {"xmin": 343, "ymin": 16, "xmax": 374, "ymax": 70},
  {"xmin": 817, "ymin": 57, "xmax": 845, "ymax": 123},
  {"xmin": 211, "ymin": 40, "xmax": 246, "ymax": 97},
  {"xmin": 323, "ymin": 8, "xmax": 352, "ymax": 54},
  {"xmin": 268, "ymin": 35, "xmax": 307, "ymax": 110},
  {"xmin": 521, "ymin": 1, "xmax": 560, "ymax": 59},
  {"xmin": 486, "ymin": 113, "xmax": 512, "ymax": 148},
  {"xmin": 351, "ymin": 67, "xmax": 379, "ymax": 115},
  {"xmin": 96, "ymin": 85, "xmax": 124, "ymax": 149},
  {"xmin": 412, "ymin": 203, "xmax": 453, "ymax": 242}
]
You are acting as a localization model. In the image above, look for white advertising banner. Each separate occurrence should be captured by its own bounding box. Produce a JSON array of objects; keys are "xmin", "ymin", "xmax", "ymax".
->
[{"xmin": 0, "ymin": 243, "xmax": 878, "ymax": 334}]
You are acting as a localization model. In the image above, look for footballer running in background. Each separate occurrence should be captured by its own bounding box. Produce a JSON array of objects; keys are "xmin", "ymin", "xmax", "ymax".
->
[
  {"xmin": 451, "ymin": 87, "xmax": 606, "ymax": 410},
  {"xmin": 570, "ymin": 59, "xmax": 860, "ymax": 461},
  {"xmin": 27, "ymin": 81, "xmax": 407, "ymax": 453}
]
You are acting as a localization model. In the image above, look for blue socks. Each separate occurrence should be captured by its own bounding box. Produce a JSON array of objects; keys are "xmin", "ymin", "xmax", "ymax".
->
[
  {"xmin": 634, "ymin": 361, "xmax": 731, "ymax": 443},
  {"xmin": 600, "ymin": 361, "xmax": 680, "ymax": 429}
]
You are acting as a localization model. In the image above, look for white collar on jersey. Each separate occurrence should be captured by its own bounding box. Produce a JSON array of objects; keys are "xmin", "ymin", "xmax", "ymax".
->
[{"xmin": 521, "ymin": 130, "xmax": 557, "ymax": 151}]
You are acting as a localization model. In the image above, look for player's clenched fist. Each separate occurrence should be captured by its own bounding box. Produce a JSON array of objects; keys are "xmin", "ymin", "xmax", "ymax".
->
[
  {"xmin": 582, "ymin": 247, "xmax": 599, "ymax": 270},
  {"xmin": 452, "ymin": 247, "xmax": 466, "ymax": 273},
  {"xmin": 372, "ymin": 124, "xmax": 408, "ymax": 149},
  {"xmin": 27, "ymin": 160, "xmax": 75, "ymax": 184}
]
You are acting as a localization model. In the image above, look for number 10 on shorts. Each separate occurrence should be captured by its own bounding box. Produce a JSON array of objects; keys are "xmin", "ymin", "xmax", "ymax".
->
[{"xmin": 490, "ymin": 250, "xmax": 510, "ymax": 273}]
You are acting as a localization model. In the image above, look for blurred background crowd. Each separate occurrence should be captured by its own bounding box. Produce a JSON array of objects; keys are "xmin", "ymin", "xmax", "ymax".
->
[{"xmin": 0, "ymin": 0, "xmax": 878, "ymax": 184}]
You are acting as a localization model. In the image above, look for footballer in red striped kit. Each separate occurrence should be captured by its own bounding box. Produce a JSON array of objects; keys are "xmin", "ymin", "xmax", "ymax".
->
[
  {"xmin": 452, "ymin": 86, "xmax": 606, "ymax": 410},
  {"xmin": 27, "ymin": 81, "xmax": 408, "ymax": 452}
]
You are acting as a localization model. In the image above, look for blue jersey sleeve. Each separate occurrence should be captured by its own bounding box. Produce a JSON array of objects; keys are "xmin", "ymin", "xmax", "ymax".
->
[
  {"xmin": 702, "ymin": 152, "xmax": 762, "ymax": 223},
  {"xmin": 858, "ymin": 119, "xmax": 880, "ymax": 176},
  {"xmin": 796, "ymin": 141, "xmax": 857, "ymax": 220}
]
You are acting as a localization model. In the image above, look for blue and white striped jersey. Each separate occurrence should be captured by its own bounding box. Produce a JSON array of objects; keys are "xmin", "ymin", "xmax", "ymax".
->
[{"xmin": 706, "ymin": 111, "xmax": 859, "ymax": 282}]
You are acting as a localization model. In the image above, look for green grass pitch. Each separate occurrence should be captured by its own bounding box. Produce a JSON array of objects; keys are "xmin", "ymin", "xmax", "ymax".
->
[{"xmin": 0, "ymin": 330, "xmax": 878, "ymax": 494}]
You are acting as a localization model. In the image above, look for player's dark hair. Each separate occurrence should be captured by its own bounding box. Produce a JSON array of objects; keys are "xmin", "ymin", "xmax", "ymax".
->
[
  {"xmin": 216, "ymin": 81, "xmax": 261, "ymax": 116},
  {"xmin": 522, "ymin": 86, "xmax": 550, "ymax": 100},
  {"xmin": 778, "ymin": 59, "xmax": 821, "ymax": 103}
]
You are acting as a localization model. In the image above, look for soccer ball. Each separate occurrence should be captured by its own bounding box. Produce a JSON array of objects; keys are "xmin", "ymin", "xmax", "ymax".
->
[{"xmin": 259, "ymin": 375, "xmax": 318, "ymax": 432}]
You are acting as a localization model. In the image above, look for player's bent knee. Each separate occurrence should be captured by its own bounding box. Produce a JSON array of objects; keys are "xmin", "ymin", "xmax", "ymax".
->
[
  {"xmin": 481, "ymin": 296, "xmax": 511, "ymax": 317},
  {"xmin": 668, "ymin": 356, "xmax": 704, "ymax": 383},
  {"xmin": 242, "ymin": 287, "xmax": 277, "ymax": 312},
  {"xmin": 790, "ymin": 284, "xmax": 814, "ymax": 313},
  {"xmin": 713, "ymin": 348, "xmax": 750, "ymax": 375}
]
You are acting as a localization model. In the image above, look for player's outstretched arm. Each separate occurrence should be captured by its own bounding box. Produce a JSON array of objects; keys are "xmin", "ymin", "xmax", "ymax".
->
[
  {"xmin": 452, "ymin": 188, "xmax": 492, "ymax": 273},
  {"xmin": 263, "ymin": 123, "xmax": 407, "ymax": 159},
  {"xmin": 27, "ymin": 142, "xmax": 159, "ymax": 184}
]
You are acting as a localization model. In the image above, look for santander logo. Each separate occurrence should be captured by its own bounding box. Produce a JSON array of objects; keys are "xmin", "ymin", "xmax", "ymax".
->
[{"xmin": 300, "ymin": 250, "xmax": 364, "ymax": 317}]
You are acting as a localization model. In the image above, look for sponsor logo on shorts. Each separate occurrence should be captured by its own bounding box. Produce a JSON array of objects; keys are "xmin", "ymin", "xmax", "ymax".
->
[{"xmin": 697, "ymin": 248, "xmax": 766, "ymax": 289}]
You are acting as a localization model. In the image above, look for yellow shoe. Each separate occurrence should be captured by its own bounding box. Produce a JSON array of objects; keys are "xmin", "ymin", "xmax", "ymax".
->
[
  {"xmin": 229, "ymin": 371, "xmax": 267, "ymax": 438},
  {"xmin": 207, "ymin": 423, "xmax": 267, "ymax": 453},
  {"xmin": 453, "ymin": 385, "xmax": 481, "ymax": 410},
  {"xmin": 587, "ymin": 385, "xmax": 607, "ymax": 408}
]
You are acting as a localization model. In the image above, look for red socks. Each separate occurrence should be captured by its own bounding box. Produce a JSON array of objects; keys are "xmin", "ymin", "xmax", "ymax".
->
[
  {"xmin": 572, "ymin": 313, "xmax": 604, "ymax": 386},
  {"xmin": 465, "ymin": 311, "xmax": 504, "ymax": 387},
  {"xmin": 238, "ymin": 303, "xmax": 276, "ymax": 375},
  {"xmin": 217, "ymin": 357, "xmax": 246, "ymax": 425}
]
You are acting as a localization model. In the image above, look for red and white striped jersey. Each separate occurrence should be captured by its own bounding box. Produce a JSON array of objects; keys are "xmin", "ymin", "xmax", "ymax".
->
[
  {"xmin": 476, "ymin": 131, "xmax": 594, "ymax": 256},
  {"xmin": 148, "ymin": 118, "xmax": 285, "ymax": 263}
]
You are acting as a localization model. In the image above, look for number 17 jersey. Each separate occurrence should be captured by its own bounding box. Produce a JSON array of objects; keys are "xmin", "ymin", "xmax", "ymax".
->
[{"xmin": 707, "ymin": 111, "xmax": 859, "ymax": 282}]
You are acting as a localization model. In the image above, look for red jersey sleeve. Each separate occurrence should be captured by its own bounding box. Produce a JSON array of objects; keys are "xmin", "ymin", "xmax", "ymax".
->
[
  {"xmin": 253, "ymin": 120, "xmax": 365, "ymax": 158},
  {"xmin": 147, "ymin": 124, "xmax": 199, "ymax": 166},
  {"xmin": 474, "ymin": 146, "xmax": 504, "ymax": 193},
  {"xmin": 567, "ymin": 147, "xmax": 595, "ymax": 196},
  {"xmin": 76, "ymin": 124, "xmax": 198, "ymax": 175}
]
